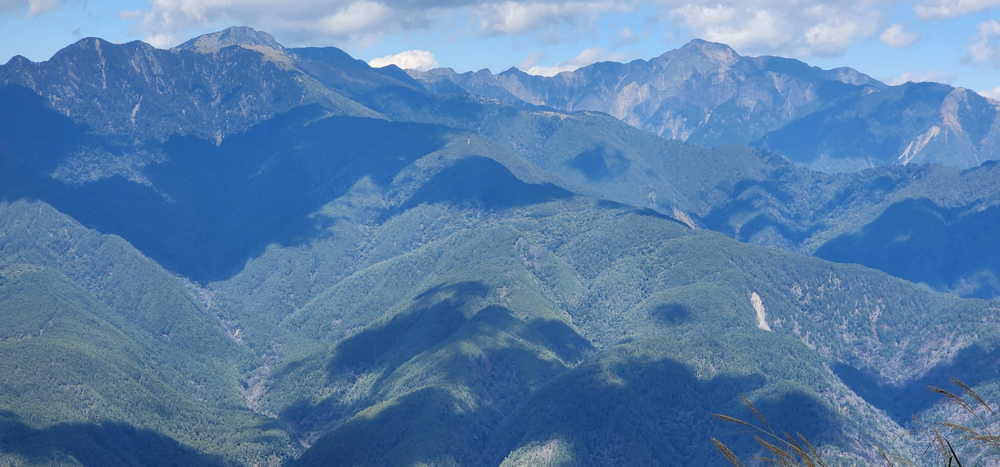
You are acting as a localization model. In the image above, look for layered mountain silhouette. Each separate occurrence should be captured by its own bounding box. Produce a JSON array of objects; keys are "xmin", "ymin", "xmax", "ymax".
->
[
  {"xmin": 1, "ymin": 26, "xmax": 999, "ymax": 466},
  {"xmin": 410, "ymin": 39, "xmax": 1000, "ymax": 172}
]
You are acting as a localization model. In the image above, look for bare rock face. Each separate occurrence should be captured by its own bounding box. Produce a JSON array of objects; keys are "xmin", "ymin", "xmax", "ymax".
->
[
  {"xmin": 410, "ymin": 40, "xmax": 1000, "ymax": 172},
  {"xmin": 410, "ymin": 40, "xmax": 884, "ymax": 148},
  {"xmin": 175, "ymin": 26, "xmax": 288, "ymax": 55}
]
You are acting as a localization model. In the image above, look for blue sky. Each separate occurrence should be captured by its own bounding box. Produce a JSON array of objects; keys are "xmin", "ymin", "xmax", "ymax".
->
[{"xmin": 0, "ymin": 0, "xmax": 997, "ymax": 97}]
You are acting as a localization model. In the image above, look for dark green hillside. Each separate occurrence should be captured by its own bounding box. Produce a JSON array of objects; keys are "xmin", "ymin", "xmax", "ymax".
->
[
  {"xmin": 219, "ymin": 187, "xmax": 999, "ymax": 465},
  {"xmin": 816, "ymin": 197, "xmax": 1000, "ymax": 298},
  {"xmin": 695, "ymin": 159, "xmax": 1000, "ymax": 297},
  {"xmin": 0, "ymin": 93, "xmax": 452, "ymax": 282},
  {"xmin": 2, "ymin": 28, "xmax": 1000, "ymax": 466},
  {"xmin": 0, "ymin": 200, "xmax": 296, "ymax": 464}
]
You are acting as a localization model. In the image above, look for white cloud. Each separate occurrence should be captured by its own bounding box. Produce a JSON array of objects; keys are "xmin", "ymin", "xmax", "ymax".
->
[
  {"xmin": 126, "ymin": 0, "xmax": 633, "ymax": 49},
  {"xmin": 525, "ymin": 46, "xmax": 623, "ymax": 76},
  {"xmin": 670, "ymin": 4, "xmax": 735, "ymax": 29},
  {"xmin": 880, "ymin": 23, "xmax": 919, "ymax": 48},
  {"xmin": 127, "ymin": 0, "xmax": 431, "ymax": 48},
  {"xmin": 885, "ymin": 70, "xmax": 958, "ymax": 85},
  {"xmin": 967, "ymin": 19, "xmax": 1000, "ymax": 66},
  {"xmin": 369, "ymin": 49, "xmax": 439, "ymax": 70},
  {"xmin": 313, "ymin": 1, "xmax": 395, "ymax": 36},
  {"xmin": 665, "ymin": 0, "xmax": 884, "ymax": 58},
  {"xmin": 27, "ymin": 0, "xmax": 59, "ymax": 16},
  {"xmin": 914, "ymin": 0, "xmax": 1000, "ymax": 20},
  {"xmin": 474, "ymin": 1, "xmax": 631, "ymax": 36},
  {"xmin": 979, "ymin": 86, "xmax": 1000, "ymax": 101},
  {"xmin": 670, "ymin": 7, "xmax": 782, "ymax": 51},
  {"xmin": 517, "ymin": 50, "xmax": 547, "ymax": 69}
]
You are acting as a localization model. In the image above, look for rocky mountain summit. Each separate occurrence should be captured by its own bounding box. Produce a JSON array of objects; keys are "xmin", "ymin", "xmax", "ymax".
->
[{"xmin": 410, "ymin": 40, "xmax": 1000, "ymax": 172}]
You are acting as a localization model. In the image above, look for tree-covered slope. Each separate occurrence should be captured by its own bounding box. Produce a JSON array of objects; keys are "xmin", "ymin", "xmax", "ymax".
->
[
  {"xmin": 2, "ymin": 27, "xmax": 1000, "ymax": 467},
  {"xmin": 229, "ymin": 189, "xmax": 999, "ymax": 466},
  {"xmin": 0, "ymin": 200, "xmax": 297, "ymax": 465}
]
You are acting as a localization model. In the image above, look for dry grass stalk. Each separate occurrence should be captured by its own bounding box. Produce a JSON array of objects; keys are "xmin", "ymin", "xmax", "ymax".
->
[{"xmin": 712, "ymin": 394, "xmax": 827, "ymax": 467}]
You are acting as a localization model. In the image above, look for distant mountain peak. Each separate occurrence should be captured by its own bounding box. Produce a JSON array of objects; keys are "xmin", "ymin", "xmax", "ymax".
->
[
  {"xmin": 175, "ymin": 26, "xmax": 287, "ymax": 56},
  {"xmin": 671, "ymin": 38, "xmax": 740, "ymax": 62}
]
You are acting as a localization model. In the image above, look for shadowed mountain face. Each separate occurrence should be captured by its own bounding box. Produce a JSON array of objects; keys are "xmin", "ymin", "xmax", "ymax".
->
[
  {"xmin": 410, "ymin": 40, "xmax": 1000, "ymax": 172},
  {"xmin": 0, "ymin": 411, "xmax": 224, "ymax": 467},
  {"xmin": 0, "ymin": 92, "xmax": 451, "ymax": 282},
  {"xmin": 815, "ymin": 197, "xmax": 1000, "ymax": 298},
  {"xmin": 3, "ymin": 26, "xmax": 1000, "ymax": 467},
  {"xmin": 755, "ymin": 82, "xmax": 1000, "ymax": 172}
]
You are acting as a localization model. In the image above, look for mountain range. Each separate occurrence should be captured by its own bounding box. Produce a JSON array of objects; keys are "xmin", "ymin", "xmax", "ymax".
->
[
  {"xmin": 1, "ymin": 26, "xmax": 999, "ymax": 466},
  {"xmin": 410, "ymin": 39, "xmax": 1000, "ymax": 173}
]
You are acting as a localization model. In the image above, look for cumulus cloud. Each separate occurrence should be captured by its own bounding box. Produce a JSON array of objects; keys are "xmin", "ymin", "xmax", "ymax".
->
[
  {"xmin": 666, "ymin": 0, "xmax": 883, "ymax": 57},
  {"xmin": 914, "ymin": 0, "xmax": 1000, "ymax": 20},
  {"xmin": 966, "ymin": 19, "xmax": 1000, "ymax": 66},
  {"xmin": 525, "ymin": 46, "xmax": 623, "ymax": 76},
  {"xmin": 880, "ymin": 23, "xmax": 919, "ymax": 48},
  {"xmin": 885, "ymin": 70, "xmax": 958, "ymax": 85},
  {"xmin": 369, "ymin": 49, "xmax": 439, "ymax": 70}
]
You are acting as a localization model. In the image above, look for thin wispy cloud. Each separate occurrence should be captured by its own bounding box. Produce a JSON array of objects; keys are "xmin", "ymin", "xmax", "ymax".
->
[
  {"xmin": 525, "ymin": 46, "xmax": 623, "ymax": 76},
  {"xmin": 885, "ymin": 70, "xmax": 958, "ymax": 85},
  {"xmin": 914, "ymin": 0, "xmax": 1000, "ymax": 20}
]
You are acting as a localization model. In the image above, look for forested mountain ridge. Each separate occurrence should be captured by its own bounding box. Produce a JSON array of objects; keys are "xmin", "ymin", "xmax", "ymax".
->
[
  {"xmin": 1, "ymin": 26, "xmax": 1000, "ymax": 466},
  {"xmin": 409, "ymin": 39, "xmax": 1000, "ymax": 172}
]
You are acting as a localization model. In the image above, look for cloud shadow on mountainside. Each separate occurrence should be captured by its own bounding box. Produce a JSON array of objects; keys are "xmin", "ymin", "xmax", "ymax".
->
[
  {"xmin": 569, "ymin": 145, "xmax": 630, "ymax": 181},
  {"xmin": 651, "ymin": 303, "xmax": 692, "ymax": 325},
  {"xmin": 595, "ymin": 199, "xmax": 688, "ymax": 227},
  {"xmin": 832, "ymin": 343, "xmax": 1000, "ymax": 426},
  {"xmin": 274, "ymin": 283, "xmax": 844, "ymax": 466},
  {"xmin": 287, "ymin": 343, "xmax": 844, "ymax": 466},
  {"xmin": 0, "ymin": 410, "xmax": 223, "ymax": 466},
  {"xmin": 277, "ymin": 281, "xmax": 592, "ymax": 438},
  {"xmin": 698, "ymin": 177, "xmax": 810, "ymax": 244},
  {"xmin": 397, "ymin": 156, "xmax": 572, "ymax": 213},
  {"xmin": 816, "ymin": 197, "xmax": 1000, "ymax": 298},
  {"xmin": 0, "ymin": 97, "xmax": 453, "ymax": 283},
  {"xmin": 482, "ymin": 354, "xmax": 845, "ymax": 466}
]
